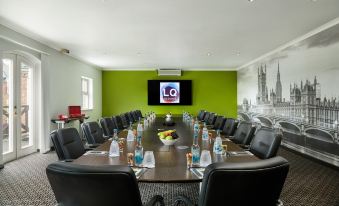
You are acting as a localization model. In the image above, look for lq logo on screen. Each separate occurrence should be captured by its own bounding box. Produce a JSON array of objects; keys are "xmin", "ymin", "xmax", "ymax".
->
[{"xmin": 160, "ymin": 82, "xmax": 180, "ymax": 103}]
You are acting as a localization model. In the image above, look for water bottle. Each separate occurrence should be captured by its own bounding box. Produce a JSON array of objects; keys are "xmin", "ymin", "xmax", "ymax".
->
[
  {"xmin": 191, "ymin": 144, "xmax": 200, "ymax": 166},
  {"xmin": 137, "ymin": 119, "xmax": 143, "ymax": 143},
  {"xmin": 213, "ymin": 130, "xmax": 223, "ymax": 154},
  {"xmin": 143, "ymin": 117, "xmax": 148, "ymax": 128},
  {"xmin": 127, "ymin": 121, "xmax": 134, "ymax": 142},
  {"xmin": 202, "ymin": 123, "xmax": 209, "ymax": 141},
  {"xmin": 194, "ymin": 119, "xmax": 199, "ymax": 133},
  {"xmin": 113, "ymin": 129, "xmax": 118, "ymax": 141},
  {"xmin": 134, "ymin": 145, "xmax": 143, "ymax": 166},
  {"xmin": 109, "ymin": 139, "xmax": 120, "ymax": 157}
]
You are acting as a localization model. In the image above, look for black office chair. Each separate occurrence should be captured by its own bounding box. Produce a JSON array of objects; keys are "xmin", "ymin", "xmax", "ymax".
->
[
  {"xmin": 46, "ymin": 162, "xmax": 164, "ymax": 206},
  {"xmin": 50, "ymin": 130, "xmax": 65, "ymax": 160},
  {"xmin": 119, "ymin": 114, "xmax": 129, "ymax": 128},
  {"xmin": 136, "ymin": 110, "xmax": 143, "ymax": 119},
  {"xmin": 81, "ymin": 121, "xmax": 107, "ymax": 144},
  {"xmin": 50, "ymin": 128, "xmax": 86, "ymax": 160},
  {"xmin": 100, "ymin": 117, "xmax": 117, "ymax": 137},
  {"xmin": 221, "ymin": 118, "xmax": 238, "ymax": 136},
  {"xmin": 212, "ymin": 116, "xmax": 226, "ymax": 130},
  {"xmin": 131, "ymin": 111, "xmax": 139, "ymax": 122},
  {"xmin": 112, "ymin": 115, "xmax": 125, "ymax": 130},
  {"xmin": 250, "ymin": 128, "xmax": 282, "ymax": 159},
  {"xmin": 198, "ymin": 110, "xmax": 206, "ymax": 121},
  {"xmin": 207, "ymin": 113, "xmax": 217, "ymax": 125},
  {"xmin": 174, "ymin": 156, "xmax": 289, "ymax": 206},
  {"xmin": 127, "ymin": 111, "xmax": 136, "ymax": 123},
  {"xmin": 202, "ymin": 112, "xmax": 210, "ymax": 122},
  {"xmin": 230, "ymin": 121, "xmax": 256, "ymax": 146}
]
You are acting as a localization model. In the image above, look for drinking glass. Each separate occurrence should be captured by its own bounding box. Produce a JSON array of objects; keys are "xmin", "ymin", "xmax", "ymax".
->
[
  {"xmin": 199, "ymin": 150, "xmax": 212, "ymax": 167},
  {"xmin": 143, "ymin": 151, "xmax": 155, "ymax": 168}
]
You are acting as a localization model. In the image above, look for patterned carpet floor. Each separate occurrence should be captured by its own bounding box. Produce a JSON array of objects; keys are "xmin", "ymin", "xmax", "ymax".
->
[{"xmin": 0, "ymin": 147, "xmax": 338, "ymax": 206}]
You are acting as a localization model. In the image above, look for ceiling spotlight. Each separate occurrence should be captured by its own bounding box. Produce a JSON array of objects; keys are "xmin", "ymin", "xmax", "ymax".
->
[
  {"xmin": 207, "ymin": 52, "xmax": 211, "ymax": 56},
  {"xmin": 248, "ymin": 0, "xmax": 254, "ymax": 2}
]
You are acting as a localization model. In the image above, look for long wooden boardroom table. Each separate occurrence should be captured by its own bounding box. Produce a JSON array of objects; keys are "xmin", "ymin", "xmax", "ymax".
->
[{"xmin": 73, "ymin": 117, "xmax": 259, "ymax": 183}]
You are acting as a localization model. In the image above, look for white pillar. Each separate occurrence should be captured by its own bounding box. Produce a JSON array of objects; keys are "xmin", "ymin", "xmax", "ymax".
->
[
  {"xmin": 39, "ymin": 53, "xmax": 51, "ymax": 153},
  {"xmin": 0, "ymin": 50, "xmax": 4, "ymax": 168}
]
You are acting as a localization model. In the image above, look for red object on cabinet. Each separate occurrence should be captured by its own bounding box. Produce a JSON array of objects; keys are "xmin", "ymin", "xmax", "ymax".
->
[{"xmin": 68, "ymin": 106, "xmax": 84, "ymax": 118}]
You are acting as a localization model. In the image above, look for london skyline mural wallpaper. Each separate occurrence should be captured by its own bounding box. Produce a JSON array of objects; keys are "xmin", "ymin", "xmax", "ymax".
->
[{"xmin": 237, "ymin": 23, "xmax": 339, "ymax": 163}]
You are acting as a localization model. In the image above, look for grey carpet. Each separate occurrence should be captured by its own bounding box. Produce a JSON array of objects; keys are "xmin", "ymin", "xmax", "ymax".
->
[{"xmin": 0, "ymin": 147, "xmax": 338, "ymax": 206}]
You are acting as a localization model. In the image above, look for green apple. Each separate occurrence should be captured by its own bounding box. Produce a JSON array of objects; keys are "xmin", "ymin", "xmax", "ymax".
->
[
  {"xmin": 160, "ymin": 134, "xmax": 166, "ymax": 139},
  {"xmin": 165, "ymin": 136, "xmax": 173, "ymax": 140}
]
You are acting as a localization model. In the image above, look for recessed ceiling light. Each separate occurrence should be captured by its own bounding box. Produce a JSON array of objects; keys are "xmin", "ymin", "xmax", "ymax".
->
[
  {"xmin": 248, "ymin": 0, "xmax": 254, "ymax": 2},
  {"xmin": 236, "ymin": 52, "xmax": 240, "ymax": 56},
  {"xmin": 207, "ymin": 52, "xmax": 211, "ymax": 56}
]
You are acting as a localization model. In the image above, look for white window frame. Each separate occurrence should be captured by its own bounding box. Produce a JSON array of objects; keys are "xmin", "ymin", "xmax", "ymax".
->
[{"xmin": 81, "ymin": 76, "xmax": 93, "ymax": 110}]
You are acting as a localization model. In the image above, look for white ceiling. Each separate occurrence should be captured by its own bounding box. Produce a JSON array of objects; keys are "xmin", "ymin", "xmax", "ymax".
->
[{"xmin": 0, "ymin": 0, "xmax": 339, "ymax": 70}]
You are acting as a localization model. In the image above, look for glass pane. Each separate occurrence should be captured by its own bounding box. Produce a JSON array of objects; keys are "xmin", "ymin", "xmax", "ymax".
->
[
  {"xmin": 20, "ymin": 62, "xmax": 33, "ymax": 148},
  {"xmin": 82, "ymin": 78, "xmax": 88, "ymax": 93},
  {"xmin": 82, "ymin": 94, "xmax": 89, "ymax": 109},
  {"xmin": 2, "ymin": 59, "xmax": 13, "ymax": 154}
]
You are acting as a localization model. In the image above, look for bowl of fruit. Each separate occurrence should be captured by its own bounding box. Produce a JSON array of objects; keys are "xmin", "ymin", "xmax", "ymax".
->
[{"xmin": 157, "ymin": 130, "xmax": 179, "ymax": 146}]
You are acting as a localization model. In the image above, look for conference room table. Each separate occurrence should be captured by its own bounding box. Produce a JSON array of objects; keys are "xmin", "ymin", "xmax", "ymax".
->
[{"xmin": 73, "ymin": 117, "xmax": 259, "ymax": 183}]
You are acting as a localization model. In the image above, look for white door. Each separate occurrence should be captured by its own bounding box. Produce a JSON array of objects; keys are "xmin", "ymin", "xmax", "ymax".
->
[{"xmin": 2, "ymin": 54, "xmax": 36, "ymax": 162}]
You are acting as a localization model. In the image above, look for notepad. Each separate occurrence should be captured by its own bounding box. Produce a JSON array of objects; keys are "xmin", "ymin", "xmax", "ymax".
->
[
  {"xmin": 190, "ymin": 168, "xmax": 205, "ymax": 179},
  {"xmin": 84, "ymin": 151, "xmax": 108, "ymax": 156},
  {"xmin": 132, "ymin": 167, "xmax": 147, "ymax": 179},
  {"xmin": 228, "ymin": 151, "xmax": 253, "ymax": 156}
]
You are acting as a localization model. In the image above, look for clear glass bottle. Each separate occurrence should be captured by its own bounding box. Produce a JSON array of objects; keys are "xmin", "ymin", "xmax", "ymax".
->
[
  {"xmin": 134, "ymin": 132, "xmax": 143, "ymax": 166},
  {"xmin": 213, "ymin": 130, "xmax": 223, "ymax": 155},
  {"xmin": 191, "ymin": 132, "xmax": 200, "ymax": 166},
  {"xmin": 202, "ymin": 122, "xmax": 209, "ymax": 141}
]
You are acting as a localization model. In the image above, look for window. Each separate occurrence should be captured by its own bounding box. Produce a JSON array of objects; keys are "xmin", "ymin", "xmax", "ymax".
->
[{"xmin": 81, "ymin": 76, "xmax": 93, "ymax": 110}]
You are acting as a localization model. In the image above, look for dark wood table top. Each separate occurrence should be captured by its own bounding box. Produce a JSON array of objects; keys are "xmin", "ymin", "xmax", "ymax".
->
[{"xmin": 74, "ymin": 117, "xmax": 259, "ymax": 183}]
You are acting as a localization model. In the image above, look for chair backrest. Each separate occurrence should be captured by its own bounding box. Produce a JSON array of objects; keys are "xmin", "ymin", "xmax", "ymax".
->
[
  {"xmin": 81, "ymin": 122, "xmax": 106, "ymax": 144},
  {"xmin": 250, "ymin": 128, "xmax": 282, "ymax": 159},
  {"xmin": 222, "ymin": 118, "xmax": 238, "ymax": 136},
  {"xmin": 199, "ymin": 156, "xmax": 289, "ymax": 206},
  {"xmin": 50, "ymin": 130, "xmax": 65, "ymax": 160},
  {"xmin": 123, "ymin": 112, "xmax": 131, "ymax": 124},
  {"xmin": 112, "ymin": 116, "xmax": 124, "ymax": 130},
  {"xmin": 100, "ymin": 117, "xmax": 116, "ymax": 137},
  {"xmin": 213, "ymin": 116, "xmax": 226, "ymax": 130},
  {"xmin": 55, "ymin": 128, "xmax": 85, "ymax": 160},
  {"xmin": 197, "ymin": 110, "xmax": 204, "ymax": 120},
  {"xmin": 119, "ymin": 114, "xmax": 129, "ymax": 128},
  {"xmin": 198, "ymin": 110, "xmax": 206, "ymax": 121},
  {"xmin": 232, "ymin": 121, "xmax": 256, "ymax": 145},
  {"xmin": 128, "ymin": 112, "xmax": 135, "ymax": 122},
  {"xmin": 131, "ymin": 111, "xmax": 139, "ymax": 122},
  {"xmin": 207, "ymin": 113, "xmax": 217, "ymax": 125},
  {"xmin": 203, "ymin": 112, "xmax": 210, "ymax": 122},
  {"xmin": 136, "ymin": 110, "xmax": 143, "ymax": 118},
  {"xmin": 46, "ymin": 162, "xmax": 143, "ymax": 206}
]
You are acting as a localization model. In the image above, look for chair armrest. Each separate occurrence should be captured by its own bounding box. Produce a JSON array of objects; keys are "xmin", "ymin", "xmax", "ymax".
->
[
  {"xmin": 145, "ymin": 195, "xmax": 165, "ymax": 206},
  {"xmin": 239, "ymin": 144, "xmax": 250, "ymax": 150},
  {"xmin": 174, "ymin": 195, "xmax": 196, "ymax": 206},
  {"xmin": 84, "ymin": 148, "xmax": 93, "ymax": 152}
]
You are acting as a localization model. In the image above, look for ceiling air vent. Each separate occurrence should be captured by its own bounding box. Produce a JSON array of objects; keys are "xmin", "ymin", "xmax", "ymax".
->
[{"xmin": 157, "ymin": 69, "xmax": 182, "ymax": 76}]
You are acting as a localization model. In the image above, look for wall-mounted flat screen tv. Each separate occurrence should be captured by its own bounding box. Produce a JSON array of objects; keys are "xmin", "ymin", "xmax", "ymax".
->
[{"xmin": 148, "ymin": 80, "xmax": 192, "ymax": 105}]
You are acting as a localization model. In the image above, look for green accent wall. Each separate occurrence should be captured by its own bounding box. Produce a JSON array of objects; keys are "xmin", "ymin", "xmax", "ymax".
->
[{"xmin": 102, "ymin": 70, "xmax": 237, "ymax": 117}]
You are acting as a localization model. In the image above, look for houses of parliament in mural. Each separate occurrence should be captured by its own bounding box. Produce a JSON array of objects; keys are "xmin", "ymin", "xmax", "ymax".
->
[{"xmin": 241, "ymin": 63, "xmax": 339, "ymax": 127}]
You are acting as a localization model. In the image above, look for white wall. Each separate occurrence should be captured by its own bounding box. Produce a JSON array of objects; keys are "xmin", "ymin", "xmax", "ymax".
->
[{"xmin": 0, "ymin": 24, "xmax": 102, "ymax": 157}]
